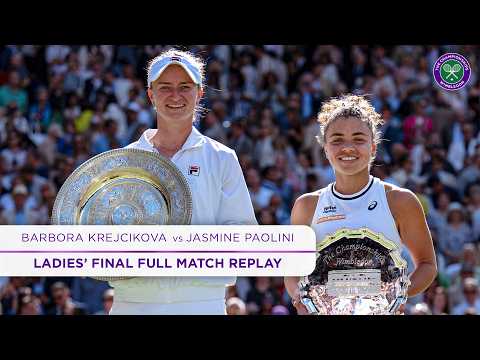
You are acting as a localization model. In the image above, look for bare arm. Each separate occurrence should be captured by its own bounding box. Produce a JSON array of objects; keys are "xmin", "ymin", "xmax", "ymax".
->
[
  {"xmin": 388, "ymin": 188, "xmax": 438, "ymax": 297},
  {"xmin": 284, "ymin": 192, "xmax": 319, "ymax": 314}
]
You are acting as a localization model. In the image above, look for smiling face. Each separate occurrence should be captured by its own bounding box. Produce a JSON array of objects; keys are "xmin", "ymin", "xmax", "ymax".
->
[
  {"xmin": 147, "ymin": 64, "xmax": 202, "ymax": 125},
  {"xmin": 323, "ymin": 117, "xmax": 376, "ymax": 177}
]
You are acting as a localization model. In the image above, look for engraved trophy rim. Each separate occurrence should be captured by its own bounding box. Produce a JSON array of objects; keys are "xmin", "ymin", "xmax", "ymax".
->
[
  {"xmin": 301, "ymin": 227, "xmax": 410, "ymax": 315},
  {"xmin": 50, "ymin": 148, "xmax": 193, "ymax": 282},
  {"xmin": 51, "ymin": 148, "xmax": 192, "ymax": 225}
]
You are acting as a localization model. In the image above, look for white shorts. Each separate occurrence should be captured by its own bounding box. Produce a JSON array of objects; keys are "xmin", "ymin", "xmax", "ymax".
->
[{"xmin": 109, "ymin": 298, "xmax": 226, "ymax": 315}]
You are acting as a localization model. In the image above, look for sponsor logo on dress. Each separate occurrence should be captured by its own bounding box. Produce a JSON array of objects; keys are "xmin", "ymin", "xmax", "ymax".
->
[
  {"xmin": 323, "ymin": 205, "xmax": 337, "ymax": 214},
  {"xmin": 188, "ymin": 165, "xmax": 200, "ymax": 176}
]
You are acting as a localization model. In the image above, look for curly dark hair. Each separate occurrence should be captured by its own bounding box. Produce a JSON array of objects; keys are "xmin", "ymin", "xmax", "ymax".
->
[{"xmin": 316, "ymin": 94, "xmax": 384, "ymax": 148}]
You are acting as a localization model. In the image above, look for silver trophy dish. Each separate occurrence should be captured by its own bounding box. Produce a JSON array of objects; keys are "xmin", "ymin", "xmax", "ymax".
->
[
  {"xmin": 51, "ymin": 148, "xmax": 192, "ymax": 281},
  {"xmin": 299, "ymin": 228, "xmax": 410, "ymax": 315}
]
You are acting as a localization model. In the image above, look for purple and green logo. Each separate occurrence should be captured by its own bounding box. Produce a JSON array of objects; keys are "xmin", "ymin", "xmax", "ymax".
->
[{"xmin": 433, "ymin": 53, "xmax": 471, "ymax": 91}]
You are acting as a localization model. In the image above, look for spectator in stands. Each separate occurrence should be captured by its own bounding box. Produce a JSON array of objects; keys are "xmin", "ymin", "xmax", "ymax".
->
[
  {"xmin": 452, "ymin": 277, "xmax": 480, "ymax": 315},
  {"xmin": 437, "ymin": 202, "xmax": 474, "ymax": 265},
  {"xmin": 46, "ymin": 281, "xmax": 87, "ymax": 315},
  {"xmin": 0, "ymin": 71, "xmax": 28, "ymax": 114},
  {"xmin": 94, "ymin": 289, "xmax": 114, "ymax": 315},
  {"xmin": 403, "ymin": 98, "xmax": 433, "ymax": 150},
  {"xmin": 0, "ymin": 184, "xmax": 40, "ymax": 225},
  {"xmin": 17, "ymin": 295, "xmax": 42, "ymax": 315},
  {"xmin": 430, "ymin": 286, "xmax": 450, "ymax": 315}
]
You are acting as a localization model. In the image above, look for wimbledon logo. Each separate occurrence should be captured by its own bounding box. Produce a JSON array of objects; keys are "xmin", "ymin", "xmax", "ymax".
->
[{"xmin": 433, "ymin": 53, "xmax": 471, "ymax": 91}]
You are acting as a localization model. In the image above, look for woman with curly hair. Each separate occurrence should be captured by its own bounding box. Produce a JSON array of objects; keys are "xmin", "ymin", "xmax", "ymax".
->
[{"xmin": 284, "ymin": 94, "xmax": 437, "ymax": 315}]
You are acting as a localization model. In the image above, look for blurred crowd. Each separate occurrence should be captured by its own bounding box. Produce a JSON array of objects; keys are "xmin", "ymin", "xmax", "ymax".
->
[{"xmin": 1, "ymin": 45, "xmax": 480, "ymax": 315}]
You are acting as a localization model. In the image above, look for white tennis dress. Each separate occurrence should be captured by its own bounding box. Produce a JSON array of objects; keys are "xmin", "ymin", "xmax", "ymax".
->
[
  {"xmin": 108, "ymin": 127, "xmax": 257, "ymax": 315},
  {"xmin": 310, "ymin": 176, "xmax": 403, "ymax": 248},
  {"xmin": 306, "ymin": 176, "xmax": 413, "ymax": 314}
]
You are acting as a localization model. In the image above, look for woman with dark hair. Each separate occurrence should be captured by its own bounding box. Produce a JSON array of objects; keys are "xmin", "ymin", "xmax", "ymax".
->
[{"xmin": 285, "ymin": 94, "xmax": 437, "ymax": 315}]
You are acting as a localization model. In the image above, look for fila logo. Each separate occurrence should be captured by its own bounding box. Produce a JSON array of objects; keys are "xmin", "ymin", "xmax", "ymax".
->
[
  {"xmin": 189, "ymin": 165, "xmax": 200, "ymax": 176},
  {"xmin": 368, "ymin": 201, "xmax": 378, "ymax": 210}
]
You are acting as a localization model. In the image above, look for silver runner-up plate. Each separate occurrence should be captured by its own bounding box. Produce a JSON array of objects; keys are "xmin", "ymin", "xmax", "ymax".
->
[
  {"xmin": 51, "ymin": 148, "xmax": 192, "ymax": 281},
  {"xmin": 299, "ymin": 228, "xmax": 410, "ymax": 315}
]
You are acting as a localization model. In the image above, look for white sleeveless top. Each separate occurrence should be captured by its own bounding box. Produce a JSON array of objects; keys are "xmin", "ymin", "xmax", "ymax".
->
[{"xmin": 310, "ymin": 176, "xmax": 403, "ymax": 247}]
